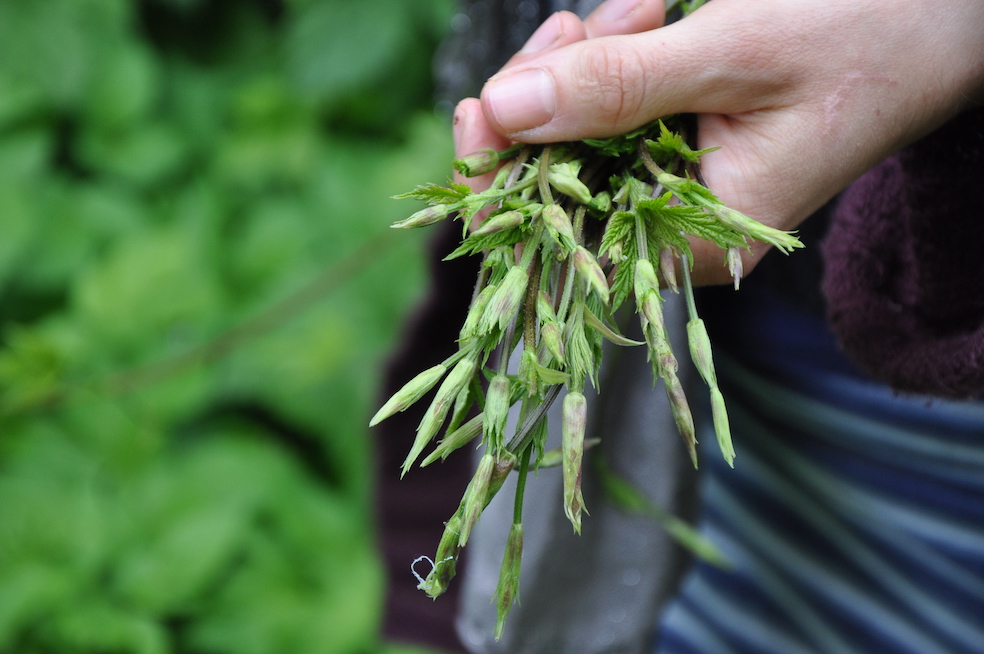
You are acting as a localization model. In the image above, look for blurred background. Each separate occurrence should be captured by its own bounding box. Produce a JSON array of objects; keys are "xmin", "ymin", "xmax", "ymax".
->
[{"xmin": 0, "ymin": 0, "xmax": 455, "ymax": 651}]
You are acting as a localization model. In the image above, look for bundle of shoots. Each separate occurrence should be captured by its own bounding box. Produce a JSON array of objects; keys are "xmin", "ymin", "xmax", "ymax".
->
[{"xmin": 371, "ymin": 117, "xmax": 802, "ymax": 638}]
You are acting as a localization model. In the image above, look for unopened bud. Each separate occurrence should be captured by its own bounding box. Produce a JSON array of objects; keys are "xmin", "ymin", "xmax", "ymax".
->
[
  {"xmin": 453, "ymin": 148, "xmax": 499, "ymax": 177},
  {"xmin": 607, "ymin": 240, "xmax": 624, "ymax": 263},
  {"xmin": 391, "ymin": 204, "xmax": 449, "ymax": 229},
  {"xmin": 461, "ymin": 285, "xmax": 496, "ymax": 340},
  {"xmin": 494, "ymin": 523, "xmax": 524, "ymax": 641},
  {"xmin": 541, "ymin": 203, "xmax": 577, "ymax": 253},
  {"xmin": 562, "ymin": 391, "xmax": 588, "ymax": 533},
  {"xmin": 713, "ymin": 206, "xmax": 803, "ymax": 254},
  {"xmin": 589, "ymin": 191, "xmax": 611, "ymax": 215},
  {"xmin": 459, "ymin": 453, "xmax": 495, "ymax": 546},
  {"xmin": 481, "ymin": 266, "xmax": 529, "ymax": 333},
  {"xmin": 418, "ymin": 510, "xmax": 463, "ymax": 598},
  {"xmin": 573, "ymin": 246, "xmax": 610, "ymax": 305},
  {"xmin": 710, "ymin": 387, "xmax": 735, "ymax": 467},
  {"xmin": 483, "ymin": 375, "xmax": 512, "ymax": 451},
  {"xmin": 659, "ymin": 246, "xmax": 679, "ymax": 293},
  {"xmin": 686, "ymin": 319, "xmax": 717, "ymax": 388},
  {"xmin": 421, "ymin": 414, "xmax": 483, "ymax": 466},
  {"xmin": 472, "ymin": 210, "xmax": 524, "ymax": 237},
  {"xmin": 536, "ymin": 291, "xmax": 558, "ymax": 323},
  {"xmin": 640, "ymin": 291, "xmax": 665, "ymax": 333},
  {"xmin": 370, "ymin": 364, "xmax": 447, "ymax": 427},
  {"xmin": 656, "ymin": 171, "xmax": 687, "ymax": 192},
  {"xmin": 547, "ymin": 162, "xmax": 592, "ymax": 204},
  {"xmin": 518, "ymin": 349, "xmax": 539, "ymax": 396},
  {"xmin": 487, "ymin": 451, "xmax": 517, "ymax": 498},
  {"xmin": 634, "ymin": 258, "xmax": 660, "ymax": 294},
  {"xmin": 401, "ymin": 357, "xmax": 476, "ymax": 475},
  {"xmin": 540, "ymin": 321, "xmax": 566, "ymax": 365},
  {"xmin": 635, "ymin": 261, "xmax": 666, "ymax": 332},
  {"xmin": 663, "ymin": 370, "xmax": 697, "ymax": 468}
]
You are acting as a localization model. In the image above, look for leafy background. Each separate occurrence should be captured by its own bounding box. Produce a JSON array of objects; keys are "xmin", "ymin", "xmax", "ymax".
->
[{"xmin": 0, "ymin": 0, "xmax": 454, "ymax": 651}]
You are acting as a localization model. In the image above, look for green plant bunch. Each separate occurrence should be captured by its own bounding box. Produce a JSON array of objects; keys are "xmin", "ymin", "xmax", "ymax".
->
[{"xmin": 372, "ymin": 117, "xmax": 803, "ymax": 638}]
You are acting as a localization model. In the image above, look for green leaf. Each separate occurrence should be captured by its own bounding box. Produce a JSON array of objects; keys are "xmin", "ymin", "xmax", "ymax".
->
[
  {"xmin": 393, "ymin": 182, "xmax": 469, "ymax": 205},
  {"xmin": 445, "ymin": 225, "xmax": 527, "ymax": 261}
]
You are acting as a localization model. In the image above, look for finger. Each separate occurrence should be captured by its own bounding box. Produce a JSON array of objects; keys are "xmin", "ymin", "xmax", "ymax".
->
[
  {"xmin": 583, "ymin": 0, "xmax": 664, "ymax": 39},
  {"xmin": 455, "ymin": 11, "xmax": 589, "ymax": 190},
  {"xmin": 498, "ymin": 11, "xmax": 588, "ymax": 71},
  {"xmin": 480, "ymin": 2, "xmax": 795, "ymax": 142},
  {"xmin": 453, "ymin": 98, "xmax": 512, "ymax": 189}
]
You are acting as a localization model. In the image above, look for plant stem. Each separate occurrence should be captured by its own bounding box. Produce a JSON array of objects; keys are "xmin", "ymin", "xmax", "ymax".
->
[
  {"xmin": 680, "ymin": 252, "xmax": 699, "ymax": 322},
  {"xmin": 537, "ymin": 146, "xmax": 554, "ymax": 205},
  {"xmin": 512, "ymin": 442, "xmax": 533, "ymax": 525}
]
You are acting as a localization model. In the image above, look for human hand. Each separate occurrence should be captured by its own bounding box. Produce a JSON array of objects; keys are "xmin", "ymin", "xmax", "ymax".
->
[{"xmin": 455, "ymin": 0, "xmax": 984, "ymax": 284}]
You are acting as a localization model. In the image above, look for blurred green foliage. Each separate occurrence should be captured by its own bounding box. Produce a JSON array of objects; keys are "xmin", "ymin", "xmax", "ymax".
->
[{"xmin": 0, "ymin": 0, "xmax": 455, "ymax": 651}]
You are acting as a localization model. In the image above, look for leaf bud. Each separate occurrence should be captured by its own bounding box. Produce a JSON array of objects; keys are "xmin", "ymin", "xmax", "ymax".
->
[
  {"xmin": 541, "ymin": 203, "xmax": 577, "ymax": 253},
  {"xmin": 573, "ymin": 246, "xmax": 610, "ymax": 305},
  {"xmin": 713, "ymin": 206, "xmax": 803, "ymax": 254},
  {"xmin": 659, "ymin": 246, "xmax": 679, "ymax": 293},
  {"xmin": 562, "ymin": 391, "xmax": 588, "ymax": 533},
  {"xmin": 547, "ymin": 162, "xmax": 592, "ymax": 204},
  {"xmin": 487, "ymin": 451, "xmax": 518, "ymax": 497},
  {"xmin": 471, "ymin": 210, "xmax": 525, "ymax": 237},
  {"xmin": 607, "ymin": 240, "xmax": 624, "ymax": 263},
  {"xmin": 459, "ymin": 452, "xmax": 495, "ymax": 546},
  {"xmin": 635, "ymin": 260, "xmax": 665, "ymax": 331},
  {"xmin": 391, "ymin": 204, "xmax": 449, "ymax": 229},
  {"xmin": 536, "ymin": 291, "xmax": 558, "ymax": 323},
  {"xmin": 453, "ymin": 147, "xmax": 499, "ymax": 177},
  {"xmin": 483, "ymin": 374, "xmax": 512, "ymax": 451},
  {"xmin": 518, "ymin": 349, "xmax": 539, "ymax": 396},
  {"xmin": 481, "ymin": 266, "xmax": 529, "ymax": 333},
  {"xmin": 634, "ymin": 258, "xmax": 660, "ymax": 294},
  {"xmin": 589, "ymin": 190, "xmax": 611, "ymax": 215},
  {"xmin": 710, "ymin": 387, "xmax": 735, "ymax": 468},
  {"xmin": 401, "ymin": 357, "xmax": 476, "ymax": 475},
  {"xmin": 663, "ymin": 369, "xmax": 697, "ymax": 468},
  {"xmin": 421, "ymin": 414, "xmax": 483, "ymax": 466},
  {"xmin": 460, "ymin": 285, "xmax": 496, "ymax": 340},
  {"xmin": 656, "ymin": 171, "xmax": 687, "ymax": 193},
  {"xmin": 418, "ymin": 510, "xmax": 463, "ymax": 598},
  {"xmin": 494, "ymin": 523, "xmax": 524, "ymax": 641},
  {"xmin": 540, "ymin": 321, "xmax": 566, "ymax": 365},
  {"xmin": 686, "ymin": 318, "xmax": 719, "ymax": 387},
  {"xmin": 370, "ymin": 363, "xmax": 447, "ymax": 427}
]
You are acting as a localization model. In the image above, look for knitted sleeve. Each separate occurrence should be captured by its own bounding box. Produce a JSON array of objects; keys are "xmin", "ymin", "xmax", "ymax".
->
[{"xmin": 822, "ymin": 108, "xmax": 984, "ymax": 399}]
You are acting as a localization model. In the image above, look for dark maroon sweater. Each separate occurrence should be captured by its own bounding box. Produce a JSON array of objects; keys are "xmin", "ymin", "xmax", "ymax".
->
[{"xmin": 823, "ymin": 108, "xmax": 984, "ymax": 399}]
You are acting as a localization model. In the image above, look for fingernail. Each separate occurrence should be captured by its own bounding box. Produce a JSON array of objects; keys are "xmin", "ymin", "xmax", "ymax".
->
[
  {"xmin": 521, "ymin": 12, "xmax": 563, "ymax": 54},
  {"xmin": 594, "ymin": 0, "xmax": 640, "ymax": 23},
  {"xmin": 483, "ymin": 69, "xmax": 556, "ymax": 134}
]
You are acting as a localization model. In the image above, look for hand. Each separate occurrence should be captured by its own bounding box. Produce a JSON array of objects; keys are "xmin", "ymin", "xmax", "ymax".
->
[{"xmin": 455, "ymin": 0, "xmax": 984, "ymax": 284}]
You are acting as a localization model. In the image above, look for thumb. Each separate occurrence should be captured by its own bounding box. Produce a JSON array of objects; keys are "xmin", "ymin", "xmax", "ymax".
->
[{"xmin": 479, "ymin": 2, "xmax": 791, "ymax": 142}]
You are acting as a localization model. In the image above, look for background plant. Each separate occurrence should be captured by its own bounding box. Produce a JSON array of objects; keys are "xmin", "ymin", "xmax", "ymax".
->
[{"xmin": 0, "ymin": 0, "xmax": 453, "ymax": 652}]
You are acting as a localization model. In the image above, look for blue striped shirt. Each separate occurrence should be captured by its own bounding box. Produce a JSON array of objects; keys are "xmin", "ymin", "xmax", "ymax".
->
[{"xmin": 655, "ymin": 293, "xmax": 984, "ymax": 654}]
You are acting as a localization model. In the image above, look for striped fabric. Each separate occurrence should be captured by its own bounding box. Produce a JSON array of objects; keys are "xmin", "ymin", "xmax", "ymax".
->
[{"xmin": 654, "ymin": 296, "xmax": 984, "ymax": 654}]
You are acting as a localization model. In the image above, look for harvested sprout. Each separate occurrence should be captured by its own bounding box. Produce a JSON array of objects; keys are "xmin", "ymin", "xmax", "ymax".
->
[{"xmin": 371, "ymin": 117, "xmax": 802, "ymax": 638}]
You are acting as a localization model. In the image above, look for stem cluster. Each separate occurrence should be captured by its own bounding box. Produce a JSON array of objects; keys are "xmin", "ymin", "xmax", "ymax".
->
[{"xmin": 372, "ymin": 118, "xmax": 802, "ymax": 638}]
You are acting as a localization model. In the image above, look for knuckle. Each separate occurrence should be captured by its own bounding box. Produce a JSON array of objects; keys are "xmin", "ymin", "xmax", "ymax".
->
[{"xmin": 577, "ymin": 43, "xmax": 651, "ymax": 132}]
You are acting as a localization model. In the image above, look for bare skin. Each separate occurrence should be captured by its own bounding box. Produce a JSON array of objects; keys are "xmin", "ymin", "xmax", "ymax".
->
[{"xmin": 454, "ymin": 0, "xmax": 984, "ymax": 284}]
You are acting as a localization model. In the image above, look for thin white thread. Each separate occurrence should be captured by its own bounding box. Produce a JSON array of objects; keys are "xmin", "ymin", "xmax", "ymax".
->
[
  {"xmin": 411, "ymin": 555, "xmax": 434, "ymax": 586},
  {"xmin": 410, "ymin": 555, "xmax": 456, "ymax": 588}
]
